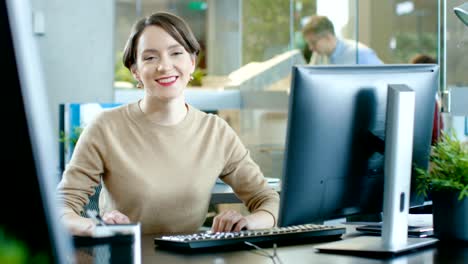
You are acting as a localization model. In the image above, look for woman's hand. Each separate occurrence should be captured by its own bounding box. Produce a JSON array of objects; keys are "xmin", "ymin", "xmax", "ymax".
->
[
  {"xmin": 62, "ymin": 212, "xmax": 96, "ymax": 236},
  {"xmin": 102, "ymin": 210, "xmax": 131, "ymax": 224},
  {"xmin": 211, "ymin": 210, "xmax": 275, "ymax": 232},
  {"xmin": 211, "ymin": 210, "xmax": 249, "ymax": 232}
]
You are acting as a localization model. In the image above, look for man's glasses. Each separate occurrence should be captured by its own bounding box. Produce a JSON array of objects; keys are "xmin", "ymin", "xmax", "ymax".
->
[{"xmin": 244, "ymin": 241, "xmax": 284, "ymax": 264}]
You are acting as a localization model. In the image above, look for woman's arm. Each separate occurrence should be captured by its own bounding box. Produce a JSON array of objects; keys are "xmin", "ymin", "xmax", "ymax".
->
[
  {"xmin": 57, "ymin": 115, "xmax": 108, "ymax": 235},
  {"xmin": 217, "ymin": 120, "xmax": 280, "ymax": 231},
  {"xmin": 61, "ymin": 211, "xmax": 96, "ymax": 236}
]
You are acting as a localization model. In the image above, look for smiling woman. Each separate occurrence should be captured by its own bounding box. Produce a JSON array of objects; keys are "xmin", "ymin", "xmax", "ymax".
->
[
  {"xmin": 123, "ymin": 12, "xmax": 200, "ymax": 95},
  {"xmin": 56, "ymin": 11, "xmax": 279, "ymax": 236},
  {"xmin": 131, "ymin": 26, "xmax": 196, "ymax": 103}
]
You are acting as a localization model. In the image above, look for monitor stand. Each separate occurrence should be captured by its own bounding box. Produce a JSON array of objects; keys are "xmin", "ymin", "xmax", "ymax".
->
[{"xmin": 315, "ymin": 85, "xmax": 438, "ymax": 256}]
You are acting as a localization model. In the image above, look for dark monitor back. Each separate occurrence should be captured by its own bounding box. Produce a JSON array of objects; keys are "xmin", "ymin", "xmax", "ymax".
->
[
  {"xmin": 2, "ymin": 1, "xmax": 73, "ymax": 262},
  {"xmin": 279, "ymin": 65, "xmax": 438, "ymax": 227}
]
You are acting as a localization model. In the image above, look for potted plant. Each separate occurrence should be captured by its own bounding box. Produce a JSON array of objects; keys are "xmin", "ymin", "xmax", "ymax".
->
[
  {"xmin": 0, "ymin": 228, "xmax": 49, "ymax": 264},
  {"xmin": 416, "ymin": 130, "xmax": 468, "ymax": 241},
  {"xmin": 59, "ymin": 125, "xmax": 84, "ymax": 162}
]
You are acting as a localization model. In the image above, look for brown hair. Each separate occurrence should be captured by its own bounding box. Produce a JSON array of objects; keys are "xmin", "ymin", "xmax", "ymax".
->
[
  {"xmin": 410, "ymin": 54, "xmax": 436, "ymax": 64},
  {"xmin": 122, "ymin": 12, "xmax": 200, "ymax": 70},
  {"xmin": 302, "ymin": 15, "xmax": 335, "ymax": 36}
]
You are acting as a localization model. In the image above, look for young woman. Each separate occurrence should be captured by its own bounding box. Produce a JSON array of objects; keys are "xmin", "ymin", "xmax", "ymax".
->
[{"xmin": 57, "ymin": 12, "xmax": 279, "ymax": 236}]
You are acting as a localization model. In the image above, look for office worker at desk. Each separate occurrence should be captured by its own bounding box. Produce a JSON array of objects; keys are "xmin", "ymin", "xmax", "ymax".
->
[
  {"xmin": 303, "ymin": 15, "xmax": 383, "ymax": 65},
  {"xmin": 57, "ymin": 11, "xmax": 279, "ymax": 236}
]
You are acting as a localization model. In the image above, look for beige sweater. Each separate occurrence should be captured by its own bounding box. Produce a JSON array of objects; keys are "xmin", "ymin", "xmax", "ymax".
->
[{"xmin": 57, "ymin": 102, "xmax": 279, "ymax": 234}]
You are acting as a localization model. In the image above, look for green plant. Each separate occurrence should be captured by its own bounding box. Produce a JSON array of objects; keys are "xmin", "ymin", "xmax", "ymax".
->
[
  {"xmin": 189, "ymin": 67, "xmax": 206, "ymax": 86},
  {"xmin": 391, "ymin": 32, "xmax": 437, "ymax": 64},
  {"xmin": 0, "ymin": 229, "xmax": 27, "ymax": 264},
  {"xmin": 0, "ymin": 228, "xmax": 49, "ymax": 264},
  {"xmin": 114, "ymin": 51, "xmax": 137, "ymax": 86},
  {"xmin": 416, "ymin": 130, "xmax": 468, "ymax": 200},
  {"xmin": 59, "ymin": 126, "xmax": 84, "ymax": 153}
]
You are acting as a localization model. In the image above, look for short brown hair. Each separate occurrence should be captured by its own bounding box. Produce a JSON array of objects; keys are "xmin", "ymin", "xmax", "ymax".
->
[
  {"xmin": 410, "ymin": 54, "xmax": 436, "ymax": 64},
  {"xmin": 122, "ymin": 12, "xmax": 200, "ymax": 70},
  {"xmin": 302, "ymin": 15, "xmax": 335, "ymax": 36}
]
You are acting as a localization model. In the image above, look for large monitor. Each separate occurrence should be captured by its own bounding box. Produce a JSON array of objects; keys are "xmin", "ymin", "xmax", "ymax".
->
[
  {"xmin": 2, "ymin": 0, "xmax": 73, "ymax": 263},
  {"xmin": 279, "ymin": 64, "xmax": 438, "ymax": 227}
]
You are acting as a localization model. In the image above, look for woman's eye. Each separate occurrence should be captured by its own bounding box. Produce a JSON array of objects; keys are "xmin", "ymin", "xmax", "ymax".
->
[
  {"xmin": 144, "ymin": 56, "xmax": 156, "ymax": 61},
  {"xmin": 172, "ymin": 52, "xmax": 183, "ymax": 56}
]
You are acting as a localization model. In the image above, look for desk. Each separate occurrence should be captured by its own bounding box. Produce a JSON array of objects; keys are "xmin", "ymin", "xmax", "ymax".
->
[
  {"xmin": 75, "ymin": 226, "xmax": 468, "ymax": 263},
  {"xmin": 211, "ymin": 182, "xmax": 281, "ymax": 204}
]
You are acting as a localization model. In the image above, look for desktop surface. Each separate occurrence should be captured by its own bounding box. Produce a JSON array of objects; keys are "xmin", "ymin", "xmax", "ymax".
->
[{"xmin": 74, "ymin": 226, "xmax": 468, "ymax": 264}]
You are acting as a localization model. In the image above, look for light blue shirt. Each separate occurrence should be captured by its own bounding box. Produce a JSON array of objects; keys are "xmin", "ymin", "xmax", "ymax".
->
[
  {"xmin": 310, "ymin": 38, "xmax": 383, "ymax": 65},
  {"xmin": 330, "ymin": 38, "xmax": 383, "ymax": 65}
]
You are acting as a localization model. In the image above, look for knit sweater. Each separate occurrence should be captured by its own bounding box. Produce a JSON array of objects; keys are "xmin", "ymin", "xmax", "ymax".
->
[{"xmin": 57, "ymin": 102, "xmax": 279, "ymax": 234}]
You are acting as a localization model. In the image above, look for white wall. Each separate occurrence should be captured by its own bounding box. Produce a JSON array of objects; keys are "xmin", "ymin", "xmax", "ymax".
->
[{"xmin": 31, "ymin": 0, "xmax": 115, "ymax": 152}]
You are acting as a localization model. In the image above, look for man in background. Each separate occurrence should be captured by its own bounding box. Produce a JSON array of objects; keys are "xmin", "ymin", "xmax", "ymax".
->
[{"xmin": 302, "ymin": 15, "xmax": 383, "ymax": 65}]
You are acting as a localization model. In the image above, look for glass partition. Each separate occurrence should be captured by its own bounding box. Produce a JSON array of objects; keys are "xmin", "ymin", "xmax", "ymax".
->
[
  {"xmin": 242, "ymin": 0, "xmax": 292, "ymax": 63},
  {"xmin": 113, "ymin": 0, "xmax": 449, "ymax": 178},
  {"xmin": 444, "ymin": 0, "xmax": 468, "ymax": 142},
  {"xmin": 446, "ymin": 0, "xmax": 468, "ymax": 88},
  {"xmin": 114, "ymin": 1, "xmax": 440, "ymax": 83}
]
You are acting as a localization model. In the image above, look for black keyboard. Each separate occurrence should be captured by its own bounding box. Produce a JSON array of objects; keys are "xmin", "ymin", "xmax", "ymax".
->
[{"xmin": 154, "ymin": 224, "xmax": 346, "ymax": 250}]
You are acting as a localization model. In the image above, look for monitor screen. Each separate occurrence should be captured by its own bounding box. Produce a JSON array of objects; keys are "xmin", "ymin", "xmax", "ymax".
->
[
  {"xmin": 2, "ymin": 0, "xmax": 73, "ymax": 263},
  {"xmin": 278, "ymin": 64, "xmax": 438, "ymax": 227}
]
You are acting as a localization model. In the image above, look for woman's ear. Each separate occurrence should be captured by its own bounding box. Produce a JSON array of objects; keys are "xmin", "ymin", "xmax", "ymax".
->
[
  {"xmin": 190, "ymin": 55, "xmax": 197, "ymax": 74},
  {"xmin": 130, "ymin": 65, "xmax": 140, "ymax": 82},
  {"xmin": 130, "ymin": 65, "xmax": 143, "ymax": 88},
  {"xmin": 130, "ymin": 65, "xmax": 138, "ymax": 78}
]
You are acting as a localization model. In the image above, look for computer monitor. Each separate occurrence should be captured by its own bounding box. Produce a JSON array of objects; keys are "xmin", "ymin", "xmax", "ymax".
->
[
  {"xmin": 2, "ymin": 0, "xmax": 73, "ymax": 263},
  {"xmin": 278, "ymin": 64, "xmax": 438, "ymax": 227}
]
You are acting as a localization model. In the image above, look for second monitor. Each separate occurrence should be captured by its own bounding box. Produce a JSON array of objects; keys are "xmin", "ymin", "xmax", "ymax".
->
[{"xmin": 279, "ymin": 64, "xmax": 438, "ymax": 227}]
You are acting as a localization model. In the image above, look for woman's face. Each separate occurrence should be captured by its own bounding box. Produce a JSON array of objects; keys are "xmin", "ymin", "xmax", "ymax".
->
[{"xmin": 132, "ymin": 25, "xmax": 195, "ymax": 101}]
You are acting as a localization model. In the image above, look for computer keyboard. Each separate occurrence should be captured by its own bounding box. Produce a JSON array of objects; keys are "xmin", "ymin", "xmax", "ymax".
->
[{"xmin": 154, "ymin": 224, "xmax": 346, "ymax": 250}]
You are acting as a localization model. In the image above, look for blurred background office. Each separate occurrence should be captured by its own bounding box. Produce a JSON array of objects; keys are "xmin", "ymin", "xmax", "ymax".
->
[{"xmin": 30, "ymin": 0, "xmax": 468, "ymax": 182}]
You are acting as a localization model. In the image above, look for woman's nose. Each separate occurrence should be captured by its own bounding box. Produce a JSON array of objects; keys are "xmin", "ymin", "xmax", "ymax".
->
[{"xmin": 156, "ymin": 57, "xmax": 172, "ymax": 71}]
